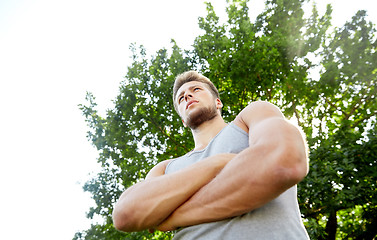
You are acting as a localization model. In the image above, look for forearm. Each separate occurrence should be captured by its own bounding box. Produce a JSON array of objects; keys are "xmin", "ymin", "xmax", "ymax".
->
[
  {"xmin": 157, "ymin": 148, "xmax": 285, "ymax": 230},
  {"xmin": 112, "ymin": 153, "xmax": 235, "ymax": 232},
  {"xmin": 158, "ymin": 119, "xmax": 308, "ymax": 231}
]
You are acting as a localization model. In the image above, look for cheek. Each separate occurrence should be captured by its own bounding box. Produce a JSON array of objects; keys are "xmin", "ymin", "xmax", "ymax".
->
[{"xmin": 178, "ymin": 106, "xmax": 185, "ymax": 117}]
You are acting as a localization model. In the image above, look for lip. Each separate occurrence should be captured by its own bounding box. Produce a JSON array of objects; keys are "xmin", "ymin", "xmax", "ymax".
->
[{"xmin": 186, "ymin": 100, "xmax": 198, "ymax": 109}]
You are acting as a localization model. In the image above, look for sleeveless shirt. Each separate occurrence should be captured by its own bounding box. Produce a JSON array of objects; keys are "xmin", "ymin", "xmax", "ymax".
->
[{"xmin": 165, "ymin": 122, "xmax": 309, "ymax": 240}]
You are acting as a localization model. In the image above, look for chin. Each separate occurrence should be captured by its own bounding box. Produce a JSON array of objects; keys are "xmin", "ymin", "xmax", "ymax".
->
[{"xmin": 186, "ymin": 105, "xmax": 218, "ymax": 129}]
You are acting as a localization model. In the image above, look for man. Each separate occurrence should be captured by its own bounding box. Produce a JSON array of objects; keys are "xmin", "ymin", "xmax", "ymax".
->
[{"xmin": 112, "ymin": 71, "xmax": 309, "ymax": 239}]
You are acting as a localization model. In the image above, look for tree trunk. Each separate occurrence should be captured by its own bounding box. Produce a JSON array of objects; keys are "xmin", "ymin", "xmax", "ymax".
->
[
  {"xmin": 325, "ymin": 210, "xmax": 338, "ymax": 240},
  {"xmin": 355, "ymin": 213, "xmax": 377, "ymax": 240}
]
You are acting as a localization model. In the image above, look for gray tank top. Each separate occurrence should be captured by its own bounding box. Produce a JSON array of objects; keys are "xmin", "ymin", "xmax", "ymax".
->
[{"xmin": 165, "ymin": 122, "xmax": 309, "ymax": 240}]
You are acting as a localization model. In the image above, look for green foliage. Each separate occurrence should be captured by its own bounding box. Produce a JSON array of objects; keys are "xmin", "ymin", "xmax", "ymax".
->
[
  {"xmin": 297, "ymin": 9, "xmax": 377, "ymax": 240},
  {"xmin": 72, "ymin": 223, "xmax": 171, "ymax": 240},
  {"xmin": 77, "ymin": 41, "xmax": 189, "ymax": 239},
  {"xmin": 76, "ymin": 1, "xmax": 377, "ymax": 239}
]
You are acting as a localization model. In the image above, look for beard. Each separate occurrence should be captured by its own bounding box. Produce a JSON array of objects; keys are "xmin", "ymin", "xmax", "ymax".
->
[{"xmin": 185, "ymin": 103, "xmax": 219, "ymax": 130}]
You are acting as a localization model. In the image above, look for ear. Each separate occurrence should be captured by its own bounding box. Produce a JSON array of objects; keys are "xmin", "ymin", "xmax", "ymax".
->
[
  {"xmin": 182, "ymin": 119, "xmax": 187, "ymax": 127},
  {"xmin": 216, "ymin": 98, "xmax": 223, "ymax": 109}
]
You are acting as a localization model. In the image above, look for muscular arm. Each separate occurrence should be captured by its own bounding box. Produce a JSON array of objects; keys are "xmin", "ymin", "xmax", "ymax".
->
[
  {"xmin": 157, "ymin": 101, "xmax": 309, "ymax": 231},
  {"xmin": 112, "ymin": 153, "xmax": 236, "ymax": 232}
]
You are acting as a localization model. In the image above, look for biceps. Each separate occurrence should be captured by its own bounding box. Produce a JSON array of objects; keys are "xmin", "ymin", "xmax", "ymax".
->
[
  {"xmin": 146, "ymin": 160, "xmax": 170, "ymax": 179},
  {"xmin": 250, "ymin": 118, "xmax": 308, "ymax": 176}
]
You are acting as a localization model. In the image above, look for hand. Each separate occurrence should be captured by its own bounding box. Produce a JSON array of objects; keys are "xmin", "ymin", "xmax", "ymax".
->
[{"xmin": 156, "ymin": 218, "xmax": 177, "ymax": 232}]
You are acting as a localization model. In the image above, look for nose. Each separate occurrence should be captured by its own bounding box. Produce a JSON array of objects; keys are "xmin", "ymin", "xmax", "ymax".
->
[{"xmin": 184, "ymin": 92, "xmax": 193, "ymax": 102}]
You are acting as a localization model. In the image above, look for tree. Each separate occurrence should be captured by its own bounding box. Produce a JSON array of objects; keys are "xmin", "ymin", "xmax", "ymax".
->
[
  {"xmin": 75, "ymin": 42, "xmax": 190, "ymax": 240},
  {"xmin": 298, "ymin": 10, "xmax": 377, "ymax": 239},
  {"xmin": 75, "ymin": 1, "xmax": 377, "ymax": 239}
]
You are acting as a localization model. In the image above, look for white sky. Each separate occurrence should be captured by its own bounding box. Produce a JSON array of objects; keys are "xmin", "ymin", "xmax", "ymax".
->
[{"xmin": 0, "ymin": 0, "xmax": 376, "ymax": 239}]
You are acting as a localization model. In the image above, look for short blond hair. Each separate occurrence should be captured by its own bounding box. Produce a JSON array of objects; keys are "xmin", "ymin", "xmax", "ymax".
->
[{"xmin": 172, "ymin": 71, "xmax": 220, "ymax": 113}]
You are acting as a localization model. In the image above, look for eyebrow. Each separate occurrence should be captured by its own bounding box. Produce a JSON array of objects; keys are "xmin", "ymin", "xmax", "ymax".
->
[{"xmin": 176, "ymin": 85, "xmax": 202, "ymax": 101}]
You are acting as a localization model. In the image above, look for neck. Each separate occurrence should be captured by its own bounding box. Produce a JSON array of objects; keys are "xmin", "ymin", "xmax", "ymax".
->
[{"xmin": 190, "ymin": 114, "xmax": 227, "ymax": 151}]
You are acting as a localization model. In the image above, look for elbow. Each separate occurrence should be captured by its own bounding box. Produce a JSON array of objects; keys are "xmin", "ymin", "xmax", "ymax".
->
[
  {"xmin": 112, "ymin": 210, "xmax": 130, "ymax": 232},
  {"xmin": 290, "ymin": 139, "xmax": 309, "ymax": 183},
  {"xmin": 278, "ymin": 124, "xmax": 309, "ymax": 185},
  {"xmin": 286, "ymin": 158, "xmax": 308, "ymax": 185},
  {"xmin": 267, "ymin": 137, "xmax": 308, "ymax": 188},
  {"xmin": 276, "ymin": 149, "xmax": 309, "ymax": 187},
  {"xmin": 112, "ymin": 205, "xmax": 138, "ymax": 232},
  {"xmin": 271, "ymin": 163, "xmax": 307, "ymax": 191}
]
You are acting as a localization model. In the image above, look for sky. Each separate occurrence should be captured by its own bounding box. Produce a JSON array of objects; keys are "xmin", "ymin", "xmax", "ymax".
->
[{"xmin": 0, "ymin": 0, "xmax": 376, "ymax": 239}]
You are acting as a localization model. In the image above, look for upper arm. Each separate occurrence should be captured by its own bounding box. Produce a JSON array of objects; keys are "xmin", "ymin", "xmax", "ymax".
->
[
  {"xmin": 234, "ymin": 101, "xmax": 284, "ymax": 134},
  {"xmin": 235, "ymin": 101, "xmax": 308, "ymax": 178},
  {"xmin": 146, "ymin": 160, "xmax": 171, "ymax": 179}
]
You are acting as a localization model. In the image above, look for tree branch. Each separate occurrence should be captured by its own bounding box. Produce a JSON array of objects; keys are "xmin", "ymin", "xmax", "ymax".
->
[
  {"xmin": 146, "ymin": 109, "xmax": 190, "ymax": 153},
  {"xmin": 344, "ymin": 84, "xmax": 375, "ymax": 120}
]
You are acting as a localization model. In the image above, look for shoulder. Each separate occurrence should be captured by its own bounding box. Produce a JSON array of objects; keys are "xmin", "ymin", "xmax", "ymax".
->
[
  {"xmin": 233, "ymin": 101, "xmax": 284, "ymax": 132},
  {"xmin": 145, "ymin": 160, "xmax": 171, "ymax": 179}
]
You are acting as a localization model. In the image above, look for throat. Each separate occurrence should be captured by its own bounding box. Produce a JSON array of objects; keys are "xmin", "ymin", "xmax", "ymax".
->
[{"xmin": 192, "ymin": 117, "xmax": 227, "ymax": 151}]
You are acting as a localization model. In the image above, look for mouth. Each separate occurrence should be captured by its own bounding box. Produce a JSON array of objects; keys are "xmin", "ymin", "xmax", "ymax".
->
[{"xmin": 186, "ymin": 100, "xmax": 198, "ymax": 109}]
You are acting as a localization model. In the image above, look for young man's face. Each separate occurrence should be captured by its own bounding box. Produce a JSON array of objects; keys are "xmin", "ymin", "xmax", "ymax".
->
[{"xmin": 175, "ymin": 81, "xmax": 222, "ymax": 129}]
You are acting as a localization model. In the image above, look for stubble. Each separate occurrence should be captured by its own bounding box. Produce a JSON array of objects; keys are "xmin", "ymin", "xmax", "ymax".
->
[{"xmin": 185, "ymin": 103, "xmax": 218, "ymax": 130}]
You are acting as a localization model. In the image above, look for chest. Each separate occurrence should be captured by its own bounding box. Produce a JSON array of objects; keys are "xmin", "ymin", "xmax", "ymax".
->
[{"xmin": 166, "ymin": 124, "xmax": 249, "ymax": 174}]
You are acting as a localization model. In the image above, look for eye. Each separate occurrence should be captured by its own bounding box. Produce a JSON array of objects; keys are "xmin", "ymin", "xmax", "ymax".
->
[
  {"xmin": 178, "ymin": 96, "xmax": 184, "ymax": 103},
  {"xmin": 194, "ymin": 87, "xmax": 200, "ymax": 91}
]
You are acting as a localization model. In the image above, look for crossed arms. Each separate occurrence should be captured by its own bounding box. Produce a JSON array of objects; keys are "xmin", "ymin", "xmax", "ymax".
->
[{"xmin": 112, "ymin": 101, "xmax": 309, "ymax": 232}]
